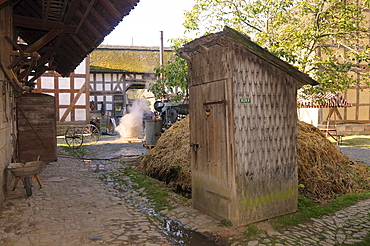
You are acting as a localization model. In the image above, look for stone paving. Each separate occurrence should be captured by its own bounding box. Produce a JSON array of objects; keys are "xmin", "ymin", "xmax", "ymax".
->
[
  {"xmin": 237, "ymin": 198, "xmax": 370, "ymax": 246},
  {"xmin": 0, "ymin": 155, "xmax": 171, "ymax": 245},
  {"xmin": 0, "ymin": 136, "xmax": 369, "ymax": 246}
]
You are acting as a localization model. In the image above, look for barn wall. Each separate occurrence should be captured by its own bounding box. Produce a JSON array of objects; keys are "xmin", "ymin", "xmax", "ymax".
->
[
  {"xmin": 231, "ymin": 43, "xmax": 298, "ymax": 224},
  {"xmin": 0, "ymin": 2, "xmax": 16, "ymax": 207}
]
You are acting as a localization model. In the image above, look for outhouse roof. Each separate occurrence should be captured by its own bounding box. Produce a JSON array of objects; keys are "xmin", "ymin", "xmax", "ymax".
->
[
  {"xmin": 90, "ymin": 45, "xmax": 174, "ymax": 73},
  {"xmin": 177, "ymin": 26, "xmax": 318, "ymax": 88}
]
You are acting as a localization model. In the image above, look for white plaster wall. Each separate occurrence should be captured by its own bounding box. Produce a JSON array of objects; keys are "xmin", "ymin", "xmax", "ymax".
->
[
  {"xmin": 41, "ymin": 77, "xmax": 54, "ymax": 89},
  {"xmin": 297, "ymin": 108, "xmax": 319, "ymax": 126},
  {"xmin": 74, "ymin": 59, "xmax": 86, "ymax": 74},
  {"xmin": 75, "ymin": 109, "xmax": 86, "ymax": 121}
]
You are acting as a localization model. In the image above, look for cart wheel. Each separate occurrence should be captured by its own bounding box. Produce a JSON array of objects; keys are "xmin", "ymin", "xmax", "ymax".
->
[
  {"xmin": 65, "ymin": 127, "xmax": 83, "ymax": 148},
  {"xmin": 24, "ymin": 176, "xmax": 32, "ymax": 197},
  {"xmin": 82, "ymin": 124, "xmax": 100, "ymax": 144}
]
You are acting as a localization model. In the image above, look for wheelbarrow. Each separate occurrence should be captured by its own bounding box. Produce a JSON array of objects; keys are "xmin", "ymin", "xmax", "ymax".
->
[{"xmin": 7, "ymin": 161, "xmax": 45, "ymax": 197}]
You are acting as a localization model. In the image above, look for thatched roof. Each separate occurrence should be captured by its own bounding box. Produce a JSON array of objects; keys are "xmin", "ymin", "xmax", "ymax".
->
[{"xmin": 90, "ymin": 45, "xmax": 175, "ymax": 73}]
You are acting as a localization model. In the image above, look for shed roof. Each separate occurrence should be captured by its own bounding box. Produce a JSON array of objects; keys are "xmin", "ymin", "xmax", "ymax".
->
[
  {"xmin": 177, "ymin": 26, "xmax": 318, "ymax": 88},
  {"xmin": 90, "ymin": 45, "xmax": 174, "ymax": 73},
  {"xmin": 8, "ymin": 0, "xmax": 139, "ymax": 77}
]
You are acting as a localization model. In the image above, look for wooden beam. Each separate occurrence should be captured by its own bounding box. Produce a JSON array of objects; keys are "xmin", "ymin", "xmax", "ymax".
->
[
  {"xmin": 17, "ymin": 52, "xmax": 53, "ymax": 80},
  {"xmin": 63, "ymin": 0, "xmax": 81, "ymax": 24},
  {"xmin": 81, "ymin": 0, "xmax": 110, "ymax": 30},
  {"xmin": 99, "ymin": 0, "xmax": 122, "ymax": 19},
  {"xmin": 76, "ymin": 0, "xmax": 96, "ymax": 33},
  {"xmin": 25, "ymin": 28, "xmax": 63, "ymax": 53},
  {"xmin": 75, "ymin": 10, "xmax": 101, "ymax": 39},
  {"xmin": 60, "ymin": 83, "xmax": 86, "ymax": 122},
  {"xmin": 13, "ymin": 15, "xmax": 77, "ymax": 33}
]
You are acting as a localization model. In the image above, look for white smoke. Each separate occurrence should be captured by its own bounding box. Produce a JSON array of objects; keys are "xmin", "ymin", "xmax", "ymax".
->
[{"xmin": 115, "ymin": 100, "xmax": 150, "ymax": 140}]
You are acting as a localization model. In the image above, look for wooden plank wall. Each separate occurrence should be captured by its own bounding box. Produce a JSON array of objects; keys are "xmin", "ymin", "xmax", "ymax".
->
[
  {"xmin": 17, "ymin": 94, "xmax": 57, "ymax": 162},
  {"xmin": 231, "ymin": 42, "xmax": 298, "ymax": 224},
  {"xmin": 189, "ymin": 43, "xmax": 236, "ymax": 220},
  {"xmin": 0, "ymin": 1, "xmax": 15, "ymax": 206}
]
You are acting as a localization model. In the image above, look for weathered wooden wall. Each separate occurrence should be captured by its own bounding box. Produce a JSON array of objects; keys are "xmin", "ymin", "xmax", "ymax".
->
[
  {"xmin": 231, "ymin": 42, "xmax": 298, "ymax": 224},
  {"xmin": 188, "ymin": 37, "xmax": 298, "ymax": 226},
  {"xmin": 0, "ymin": 2, "xmax": 16, "ymax": 207},
  {"xmin": 17, "ymin": 93, "xmax": 57, "ymax": 162}
]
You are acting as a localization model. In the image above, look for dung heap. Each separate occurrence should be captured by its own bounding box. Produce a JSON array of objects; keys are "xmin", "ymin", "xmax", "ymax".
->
[{"xmin": 139, "ymin": 117, "xmax": 369, "ymax": 202}]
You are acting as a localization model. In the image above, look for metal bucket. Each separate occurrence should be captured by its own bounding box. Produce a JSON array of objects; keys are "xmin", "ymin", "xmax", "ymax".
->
[{"xmin": 145, "ymin": 119, "xmax": 162, "ymax": 145}]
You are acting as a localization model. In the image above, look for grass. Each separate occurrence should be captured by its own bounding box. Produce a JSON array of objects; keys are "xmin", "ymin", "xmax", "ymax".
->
[
  {"xmin": 243, "ymin": 224, "xmax": 263, "ymax": 237},
  {"xmin": 328, "ymin": 135, "xmax": 370, "ymax": 147},
  {"xmin": 60, "ymin": 145, "xmax": 88, "ymax": 159},
  {"xmin": 109, "ymin": 165, "xmax": 190, "ymax": 211},
  {"xmin": 271, "ymin": 193, "xmax": 370, "ymax": 229}
]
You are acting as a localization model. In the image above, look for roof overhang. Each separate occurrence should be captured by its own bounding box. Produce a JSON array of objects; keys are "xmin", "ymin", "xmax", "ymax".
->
[
  {"xmin": 4, "ymin": 0, "xmax": 139, "ymax": 92},
  {"xmin": 178, "ymin": 26, "xmax": 318, "ymax": 88}
]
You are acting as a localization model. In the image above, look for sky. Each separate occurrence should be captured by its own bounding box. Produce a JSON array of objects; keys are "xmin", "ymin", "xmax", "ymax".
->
[{"xmin": 102, "ymin": 0, "xmax": 196, "ymax": 47}]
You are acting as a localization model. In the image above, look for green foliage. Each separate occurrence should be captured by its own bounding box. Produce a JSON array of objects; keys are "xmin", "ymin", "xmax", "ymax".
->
[
  {"xmin": 218, "ymin": 219, "xmax": 233, "ymax": 227},
  {"xmin": 243, "ymin": 224, "xmax": 263, "ymax": 237},
  {"xmin": 183, "ymin": 0, "xmax": 370, "ymax": 93},
  {"xmin": 150, "ymin": 38, "xmax": 192, "ymax": 101},
  {"xmin": 170, "ymin": 164, "xmax": 183, "ymax": 174}
]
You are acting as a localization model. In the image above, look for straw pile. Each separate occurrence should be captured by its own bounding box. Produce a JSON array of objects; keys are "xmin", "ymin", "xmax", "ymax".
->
[
  {"xmin": 297, "ymin": 121, "xmax": 369, "ymax": 202},
  {"xmin": 139, "ymin": 116, "xmax": 369, "ymax": 202},
  {"xmin": 139, "ymin": 116, "xmax": 191, "ymax": 195}
]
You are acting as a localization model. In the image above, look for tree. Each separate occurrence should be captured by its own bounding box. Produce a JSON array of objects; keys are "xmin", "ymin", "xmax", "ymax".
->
[
  {"xmin": 149, "ymin": 39, "xmax": 191, "ymax": 101},
  {"xmin": 183, "ymin": 0, "xmax": 370, "ymax": 94}
]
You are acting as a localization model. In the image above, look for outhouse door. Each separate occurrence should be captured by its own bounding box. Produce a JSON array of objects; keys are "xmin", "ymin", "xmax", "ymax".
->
[{"xmin": 190, "ymin": 79, "xmax": 233, "ymax": 219}]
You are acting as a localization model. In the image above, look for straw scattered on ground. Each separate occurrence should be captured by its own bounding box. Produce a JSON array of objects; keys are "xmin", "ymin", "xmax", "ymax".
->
[{"xmin": 139, "ymin": 117, "xmax": 370, "ymax": 202}]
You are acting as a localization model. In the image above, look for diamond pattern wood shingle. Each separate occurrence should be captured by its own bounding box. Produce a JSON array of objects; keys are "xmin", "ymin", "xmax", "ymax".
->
[{"xmin": 178, "ymin": 26, "xmax": 318, "ymax": 226}]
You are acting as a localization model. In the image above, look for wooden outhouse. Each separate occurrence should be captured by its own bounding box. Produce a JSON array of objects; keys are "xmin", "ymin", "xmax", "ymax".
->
[{"xmin": 178, "ymin": 26, "xmax": 318, "ymax": 226}]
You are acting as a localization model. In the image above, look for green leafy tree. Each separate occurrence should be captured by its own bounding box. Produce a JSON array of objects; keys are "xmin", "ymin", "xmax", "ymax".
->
[
  {"xmin": 183, "ymin": 0, "xmax": 370, "ymax": 93},
  {"xmin": 150, "ymin": 38, "xmax": 191, "ymax": 101}
]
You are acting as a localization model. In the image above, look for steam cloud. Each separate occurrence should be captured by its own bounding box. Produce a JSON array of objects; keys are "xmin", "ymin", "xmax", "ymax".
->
[{"xmin": 115, "ymin": 100, "xmax": 150, "ymax": 140}]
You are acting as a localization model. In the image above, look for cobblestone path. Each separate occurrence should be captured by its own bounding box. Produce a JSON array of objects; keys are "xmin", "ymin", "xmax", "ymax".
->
[
  {"xmin": 0, "ymin": 156, "xmax": 171, "ymax": 246},
  {"xmin": 238, "ymin": 198, "xmax": 370, "ymax": 246}
]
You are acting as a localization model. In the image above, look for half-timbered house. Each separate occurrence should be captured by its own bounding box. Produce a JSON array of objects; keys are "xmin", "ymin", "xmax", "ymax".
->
[{"xmin": 89, "ymin": 45, "xmax": 174, "ymax": 124}]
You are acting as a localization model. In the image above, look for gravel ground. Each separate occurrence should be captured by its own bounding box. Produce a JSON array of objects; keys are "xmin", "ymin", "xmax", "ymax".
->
[{"xmin": 336, "ymin": 145, "xmax": 370, "ymax": 166}]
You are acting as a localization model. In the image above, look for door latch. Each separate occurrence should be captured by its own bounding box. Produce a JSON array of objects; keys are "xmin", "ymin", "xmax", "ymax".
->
[{"xmin": 190, "ymin": 143, "xmax": 199, "ymax": 152}]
